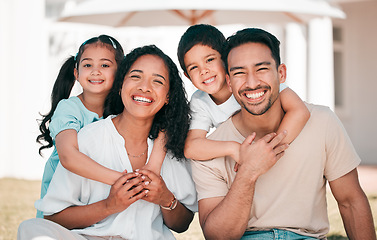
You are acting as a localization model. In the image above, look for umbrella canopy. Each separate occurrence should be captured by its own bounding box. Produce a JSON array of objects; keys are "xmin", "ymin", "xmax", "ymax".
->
[{"xmin": 59, "ymin": 0, "xmax": 345, "ymax": 27}]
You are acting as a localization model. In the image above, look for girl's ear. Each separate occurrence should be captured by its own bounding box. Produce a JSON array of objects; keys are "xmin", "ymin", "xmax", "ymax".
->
[{"xmin": 74, "ymin": 67, "xmax": 79, "ymax": 81}]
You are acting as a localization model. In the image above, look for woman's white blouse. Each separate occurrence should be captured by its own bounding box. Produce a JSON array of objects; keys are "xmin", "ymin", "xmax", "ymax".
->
[{"xmin": 35, "ymin": 116, "xmax": 198, "ymax": 240}]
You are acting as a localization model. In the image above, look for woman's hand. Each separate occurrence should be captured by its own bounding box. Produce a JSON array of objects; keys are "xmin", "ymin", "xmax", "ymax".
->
[
  {"xmin": 104, "ymin": 172, "xmax": 148, "ymax": 215},
  {"xmin": 136, "ymin": 169, "xmax": 194, "ymax": 233},
  {"xmin": 135, "ymin": 169, "xmax": 173, "ymax": 207}
]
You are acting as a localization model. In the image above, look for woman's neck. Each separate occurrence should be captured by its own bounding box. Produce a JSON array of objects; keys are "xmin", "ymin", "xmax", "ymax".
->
[{"xmin": 112, "ymin": 111, "xmax": 152, "ymax": 143}]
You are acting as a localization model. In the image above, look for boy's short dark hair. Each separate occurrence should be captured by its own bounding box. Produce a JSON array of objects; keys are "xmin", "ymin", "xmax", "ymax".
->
[
  {"xmin": 222, "ymin": 28, "xmax": 281, "ymax": 74},
  {"xmin": 177, "ymin": 24, "xmax": 226, "ymax": 75}
]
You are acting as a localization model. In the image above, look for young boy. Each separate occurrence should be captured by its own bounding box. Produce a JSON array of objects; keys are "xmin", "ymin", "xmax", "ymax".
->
[{"xmin": 177, "ymin": 24, "xmax": 310, "ymax": 162}]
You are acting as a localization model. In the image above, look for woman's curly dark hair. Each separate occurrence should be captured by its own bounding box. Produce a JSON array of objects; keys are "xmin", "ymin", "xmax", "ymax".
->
[{"xmin": 104, "ymin": 45, "xmax": 190, "ymax": 160}]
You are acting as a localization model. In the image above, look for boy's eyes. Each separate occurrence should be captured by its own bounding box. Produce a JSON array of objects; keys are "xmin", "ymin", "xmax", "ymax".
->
[{"xmin": 206, "ymin": 57, "xmax": 215, "ymax": 63}]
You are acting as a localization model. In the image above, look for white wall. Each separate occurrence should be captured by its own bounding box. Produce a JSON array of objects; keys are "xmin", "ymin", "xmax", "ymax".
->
[
  {"xmin": 334, "ymin": 1, "xmax": 377, "ymax": 165},
  {"xmin": 0, "ymin": 0, "xmax": 49, "ymax": 179}
]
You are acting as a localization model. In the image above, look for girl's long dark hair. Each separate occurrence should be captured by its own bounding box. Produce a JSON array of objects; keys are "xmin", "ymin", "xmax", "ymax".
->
[
  {"xmin": 37, "ymin": 35, "xmax": 124, "ymax": 155},
  {"xmin": 104, "ymin": 45, "xmax": 190, "ymax": 160}
]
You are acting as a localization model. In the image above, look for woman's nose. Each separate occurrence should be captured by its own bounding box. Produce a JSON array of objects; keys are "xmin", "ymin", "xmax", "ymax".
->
[{"xmin": 138, "ymin": 79, "xmax": 152, "ymax": 92}]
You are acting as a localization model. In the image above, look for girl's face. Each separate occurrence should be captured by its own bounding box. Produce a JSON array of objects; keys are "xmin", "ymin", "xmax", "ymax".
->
[
  {"xmin": 121, "ymin": 54, "xmax": 170, "ymax": 120},
  {"xmin": 75, "ymin": 44, "xmax": 117, "ymax": 96}
]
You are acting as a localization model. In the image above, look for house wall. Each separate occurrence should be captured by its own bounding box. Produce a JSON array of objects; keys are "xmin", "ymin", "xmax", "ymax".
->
[{"xmin": 334, "ymin": 1, "xmax": 377, "ymax": 165}]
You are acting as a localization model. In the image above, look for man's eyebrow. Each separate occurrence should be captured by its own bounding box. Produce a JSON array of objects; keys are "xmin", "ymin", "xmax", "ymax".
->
[
  {"xmin": 255, "ymin": 61, "xmax": 271, "ymax": 67},
  {"xmin": 229, "ymin": 66, "xmax": 244, "ymax": 72}
]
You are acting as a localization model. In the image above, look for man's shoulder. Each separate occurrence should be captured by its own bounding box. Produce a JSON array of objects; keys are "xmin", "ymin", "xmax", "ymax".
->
[
  {"xmin": 306, "ymin": 103, "xmax": 334, "ymax": 119},
  {"xmin": 207, "ymin": 118, "xmax": 237, "ymax": 141}
]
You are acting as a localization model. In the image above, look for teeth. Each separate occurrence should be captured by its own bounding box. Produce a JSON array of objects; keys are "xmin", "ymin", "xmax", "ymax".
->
[
  {"xmin": 133, "ymin": 96, "xmax": 152, "ymax": 103},
  {"xmin": 204, "ymin": 77, "xmax": 215, "ymax": 84},
  {"xmin": 89, "ymin": 80, "xmax": 103, "ymax": 83},
  {"xmin": 246, "ymin": 91, "xmax": 264, "ymax": 99}
]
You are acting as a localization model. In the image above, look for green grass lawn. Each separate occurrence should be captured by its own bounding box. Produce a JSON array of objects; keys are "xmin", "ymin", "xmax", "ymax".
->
[{"xmin": 1, "ymin": 178, "xmax": 376, "ymax": 240}]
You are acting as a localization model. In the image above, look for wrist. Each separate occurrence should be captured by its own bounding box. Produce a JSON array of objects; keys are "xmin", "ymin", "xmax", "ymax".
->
[{"xmin": 160, "ymin": 193, "xmax": 178, "ymax": 211}]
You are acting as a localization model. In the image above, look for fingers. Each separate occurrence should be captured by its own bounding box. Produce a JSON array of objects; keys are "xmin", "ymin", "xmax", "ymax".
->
[
  {"xmin": 259, "ymin": 132, "xmax": 277, "ymax": 144},
  {"xmin": 113, "ymin": 172, "xmax": 139, "ymax": 189},
  {"xmin": 242, "ymin": 132, "xmax": 256, "ymax": 145},
  {"xmin": 268, "ymin": 130, "xmax": 287, "ymax": 147},
  {"xmin": 136, "ymin": 169, "xmax": 159, "ymax": 182}
]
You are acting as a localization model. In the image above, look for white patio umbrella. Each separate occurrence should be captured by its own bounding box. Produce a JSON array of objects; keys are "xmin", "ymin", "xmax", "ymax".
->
[{"xmin": 58, "ymin": 0, "xmax": 345, "ymax": 27}]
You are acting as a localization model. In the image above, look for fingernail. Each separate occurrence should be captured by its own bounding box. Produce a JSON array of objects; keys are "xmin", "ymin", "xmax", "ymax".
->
[
  {"xmin": 145, "ymin": 181, "xmax": 150, "ymax": 186},
  {"xmin": 141, "ymin": 176, "xmax": 145, "ymax": 180}
]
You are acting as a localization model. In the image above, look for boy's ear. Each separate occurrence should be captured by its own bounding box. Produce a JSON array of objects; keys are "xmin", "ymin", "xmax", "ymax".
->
[
  {"xmin": 226, "ymin": 74, "xmax": 233, "ymax": 92},
  {"xmin": 74, "ymin": 67, "xmax": 79, "ymax": 81},
  {"xmin": 278, "ymin": 63, "xmax": 287, "ymax": 84}
]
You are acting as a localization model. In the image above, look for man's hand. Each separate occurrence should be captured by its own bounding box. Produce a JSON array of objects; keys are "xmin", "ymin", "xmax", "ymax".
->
[{"xmin": 238, "ymin": 131, "xmax": 288, "ymax": 178}]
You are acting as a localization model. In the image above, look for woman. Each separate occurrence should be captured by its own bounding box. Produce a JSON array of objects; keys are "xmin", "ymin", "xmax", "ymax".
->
[{"xmin": 18, "ymin": 45, "xmax": 197, "ymax": 240}]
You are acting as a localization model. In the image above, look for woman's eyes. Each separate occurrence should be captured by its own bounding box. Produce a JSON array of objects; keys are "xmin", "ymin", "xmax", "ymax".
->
[{"xmin": 153, "ymin": 79, "xmax": 165, "ymax": 85}]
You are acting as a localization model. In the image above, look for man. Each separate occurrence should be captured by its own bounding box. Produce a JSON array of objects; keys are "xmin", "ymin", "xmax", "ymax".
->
[{"xmin": 191, "ymin": 28, "xmax": 376, "ymax": 240}]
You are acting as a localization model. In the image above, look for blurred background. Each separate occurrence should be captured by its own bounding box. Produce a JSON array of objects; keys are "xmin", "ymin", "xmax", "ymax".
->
[{"xmin": 0, "ymin": 0, "xmax": 376, "ymax": 180}]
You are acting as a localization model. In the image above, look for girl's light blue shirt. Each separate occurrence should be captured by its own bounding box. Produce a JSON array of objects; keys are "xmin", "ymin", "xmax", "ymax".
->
[{"xmin": 37, "ymin": 96, "xmax": 101, "ymax": 218}]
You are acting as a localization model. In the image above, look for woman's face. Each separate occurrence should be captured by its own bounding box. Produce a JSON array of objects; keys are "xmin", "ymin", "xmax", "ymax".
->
[{"xmin": 121, "ymin": 54, "xmax": 170, "ymax": 120}]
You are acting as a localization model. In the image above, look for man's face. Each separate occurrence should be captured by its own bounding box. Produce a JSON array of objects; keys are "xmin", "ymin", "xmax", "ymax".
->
[{"xmin": 226, "ymin": 42, "xmax": 286, "ymax": 116}]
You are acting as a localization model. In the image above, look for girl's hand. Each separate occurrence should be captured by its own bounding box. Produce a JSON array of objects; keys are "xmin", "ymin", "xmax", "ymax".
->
[
  {"xmin": 104, "ymin": 172, "xmax": 146, "ymax": 215},
  {"xmin": 136, "ymin": 169, "xmax": 174, "ymax": 208}
]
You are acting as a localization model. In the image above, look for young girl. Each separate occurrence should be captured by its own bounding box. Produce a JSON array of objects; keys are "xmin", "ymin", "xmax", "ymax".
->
[{"xmin": 36, "ymin": 35, "xmax": 165, "ymax": 218}]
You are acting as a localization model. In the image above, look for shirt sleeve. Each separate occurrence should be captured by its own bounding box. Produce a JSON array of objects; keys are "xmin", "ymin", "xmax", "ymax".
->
[
  {"xmin": 189, "ymin": 94, "xmax": 213, "ymax": 132},
  {"xmin": 323, "ymin": 108, "xmax": 361, "ymax": 182},
  {"xmin": 49, "ymin": 99, "xmax": 83, "ymax": 139},
  {"xmin": 190, "ymin": 159, "xmax": 229, "ymax": 201},
  {"xmin": 161, "ymin": 157, "xmax": 198, "ymax": 212}
]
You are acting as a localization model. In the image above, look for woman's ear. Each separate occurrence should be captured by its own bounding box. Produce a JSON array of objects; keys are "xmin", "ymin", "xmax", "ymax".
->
[{"xmin": 165, "ymin": 95, "xmax": 169, "ymax": 105}]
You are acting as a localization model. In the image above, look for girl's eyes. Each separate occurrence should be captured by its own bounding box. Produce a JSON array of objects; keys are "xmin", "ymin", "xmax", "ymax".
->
[
  {"xmin": 83, "ymin": 63, "xmax": 92, "ymax": 68},
  {"xmin": 188, "ymin": 66, "xmax": 197, "ymax": 72},
  {"xmin": 101, "ymin": 64, "xmax": 110, "ymax": 68}
]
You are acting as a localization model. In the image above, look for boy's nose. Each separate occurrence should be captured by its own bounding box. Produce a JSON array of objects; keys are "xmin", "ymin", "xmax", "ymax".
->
[{"xmin": 200, "ymin": 67, "xmax": 209, "ymax": 75}]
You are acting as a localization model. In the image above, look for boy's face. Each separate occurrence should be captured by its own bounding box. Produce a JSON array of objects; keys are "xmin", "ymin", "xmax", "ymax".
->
[{"xmin": 184, "ymin": 44, "xmax": 227, "ymax": 95}]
